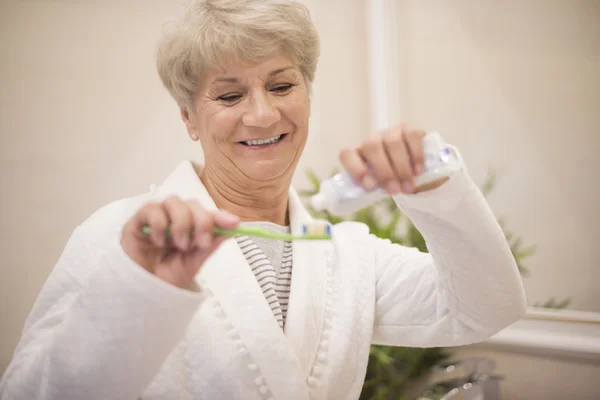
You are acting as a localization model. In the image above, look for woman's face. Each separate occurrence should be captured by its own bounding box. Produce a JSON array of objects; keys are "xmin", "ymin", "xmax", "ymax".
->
[{"xmin": 183, "ymin": 54, "xmax": 310, "ymax": 183}]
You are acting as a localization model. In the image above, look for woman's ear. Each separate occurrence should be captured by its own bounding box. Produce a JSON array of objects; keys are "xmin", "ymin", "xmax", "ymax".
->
[{"xmin": 180, "ymin": 106, "xmax": 199, "ymax": 141}]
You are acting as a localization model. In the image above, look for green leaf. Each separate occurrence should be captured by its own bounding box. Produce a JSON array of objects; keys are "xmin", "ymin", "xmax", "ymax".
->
[
  {"xmin": 515, "ymin": 245, "xmax": 537, "ymax": 260},
  {"xmin": 381, "ymin": 212, "xmax": 402, "ymax": 239},
  {"xmin": 505, "ymin": 231, "xmax": 515, "ymax": 243},
  {"xmin": 510, "ymin": 237, "xmax": 523, "ymax": 252},
  {"xmin": 481, "ymin": 168, "xmax": 497, "ymax": 197},
  {"xmin": 305, "ymin": 169, "xmax": 321, "ymax": 190},
  {"xmin": 516, "ymin": 263, "xmax": 530, "ymax": 277},
  {"xmin": 369, "ymin": 346, "xmax": 393, "ymax": 365},
  {"xmin": 386, "ymin": 198, "xmax": 399, "ymax": 213},
  {"xmin": 557, "ymin": 297, "xmax": 572, "ymax": 309},
  {"xmin": 361, "ymin": 378, "xmax": 378, "ymax": 390},
  {"xmin": 373, "ymin": 386, "xmax": 390, "ymax": 400},
  {"xmin": 296, "ymin": 189, "xmax": 318, "ymax": 197},
  {"xmin": 535, "ymin": 296, "xmax": 571, "ymax": 309},
  {"xmin": 407, "ymin": 223, "xmax": 428, "ymax": 253}
]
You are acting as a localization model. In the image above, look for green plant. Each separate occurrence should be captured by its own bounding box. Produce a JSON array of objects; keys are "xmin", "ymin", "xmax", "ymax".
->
[
  {"xmin": 533, "ymin": 297, "xmax": 572, "ymax": 309},
  {"xmin": 298, "ymin": 167, "xmax": 562, "ymax": 399}
]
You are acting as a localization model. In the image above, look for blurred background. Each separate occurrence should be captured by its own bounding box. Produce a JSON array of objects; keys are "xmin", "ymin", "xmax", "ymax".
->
[{"xmin": 1, "ymin": 0, "xmax": 598, "ymax": 399}]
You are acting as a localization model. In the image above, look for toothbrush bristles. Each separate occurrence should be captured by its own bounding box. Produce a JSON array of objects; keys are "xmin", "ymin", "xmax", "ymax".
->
[{"xmin": 302, "ymin": 221, "xmax": 332, "ymax": 237}]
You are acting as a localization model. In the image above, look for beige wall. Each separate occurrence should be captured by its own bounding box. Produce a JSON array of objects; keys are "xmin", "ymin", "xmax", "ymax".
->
[
  {"xmin": 395, "ymin": 0, "xmax": 600, "ymax": 313},
  {"xmin": 453, "ymin": 345, "xmax": 600, "ymax": 400},
  {"xmin": 395, "ymin": 1, "xmax": 600, "ymax": 398},
  {"xmin": 0, "ymin": 0, "xmax": 368, "ymax": 372}
]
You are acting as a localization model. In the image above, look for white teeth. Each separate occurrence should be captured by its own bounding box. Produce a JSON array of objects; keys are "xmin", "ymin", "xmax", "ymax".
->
[{"xmin": 244, "ymin": 135, "xmax": 282, "ymax": 146}]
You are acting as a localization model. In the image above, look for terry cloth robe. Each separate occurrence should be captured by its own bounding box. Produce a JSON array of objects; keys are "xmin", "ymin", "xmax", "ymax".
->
[{"xmin": 0, "ymin": 157, "xmax": 526, "ymax": 400}]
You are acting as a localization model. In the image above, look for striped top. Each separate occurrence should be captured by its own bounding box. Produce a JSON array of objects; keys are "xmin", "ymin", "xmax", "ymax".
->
[{"xmin": 234, "ymin": 224, "xmax": 293, "ymax": 329}]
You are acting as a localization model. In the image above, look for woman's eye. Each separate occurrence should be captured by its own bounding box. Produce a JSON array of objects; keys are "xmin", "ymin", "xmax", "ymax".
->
[
  {"xmin": 271, "ymin": 84, "xmax": 293, "ymax": 93},
  {"xmin": 218, "ymin": 93, "xmax": 242, "ymax": 103}
]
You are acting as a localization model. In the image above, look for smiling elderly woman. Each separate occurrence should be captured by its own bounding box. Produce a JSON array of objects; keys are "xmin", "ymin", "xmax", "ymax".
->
[{"xmin": 0, "ymin": 0, "xmax": 526, "ymax": 399}]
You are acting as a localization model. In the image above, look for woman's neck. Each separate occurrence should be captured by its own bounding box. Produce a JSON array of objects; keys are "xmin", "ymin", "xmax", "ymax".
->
[{"xmin": 198, "ymin": 164, "xmax": 290, "ymax": 226}]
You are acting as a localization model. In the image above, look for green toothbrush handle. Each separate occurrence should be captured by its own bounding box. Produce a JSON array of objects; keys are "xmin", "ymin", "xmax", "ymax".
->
[
  {"xmin": 141, "ymin": 225, "xmax": 330, "ymax": 241},
  {"xmin": 140, "ymin": 226, "xmax": 240, "ymax": 238},
  {"xmin": 214, "ymin": 226, "xmax": 272, "ymax": 238},
  {"xmin": 214, "ymin": 226, "xmax": 298, "ymax": 240}
]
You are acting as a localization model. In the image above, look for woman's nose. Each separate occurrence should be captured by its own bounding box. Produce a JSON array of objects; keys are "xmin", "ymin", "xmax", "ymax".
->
[{"xmin": 242, "ymin": 91, "xmax": 281, "ymax": 128}]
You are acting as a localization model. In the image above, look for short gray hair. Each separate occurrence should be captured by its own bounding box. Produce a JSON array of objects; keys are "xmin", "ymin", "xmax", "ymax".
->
[{"xmin": 156, "ymin": 0, "xmax": 321, "ymax": 109}]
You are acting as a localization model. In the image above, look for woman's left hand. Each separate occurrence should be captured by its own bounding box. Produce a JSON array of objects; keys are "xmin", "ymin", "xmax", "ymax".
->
[{"xmin": 340, "ymin": 123, "xmax": 449, "ymax": 195}]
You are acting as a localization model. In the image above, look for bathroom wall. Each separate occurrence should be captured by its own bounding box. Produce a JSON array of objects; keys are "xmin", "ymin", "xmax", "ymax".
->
[
  {"xmin": 392, "ymin": 1, "xmax": 600, "ymax": 398},
  {"xmin": 452, "ymin": 345, "xmax": 600, "ymax": 400},
  {"xmin": 393, "ymin": 0, "xmax": 600, "ymax": 313},
  {"xmin": 0, "ymin": 0, "xmax": 369, "ymax": 372}
]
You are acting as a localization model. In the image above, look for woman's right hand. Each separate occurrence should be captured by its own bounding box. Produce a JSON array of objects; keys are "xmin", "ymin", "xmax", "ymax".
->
[{"xmin": 120, "ymin": 196, "xmax": 239, "ymax": 289}]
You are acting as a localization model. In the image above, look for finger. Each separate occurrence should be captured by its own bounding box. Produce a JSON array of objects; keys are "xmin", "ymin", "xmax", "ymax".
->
[
  {"xmin": 187, "ymin": 234, "xmax": 230, "ymax": 277},
  {"xmin": 142, "ymin": 202, "xmax": 169, "ymax": 247},
  {"xmin": 360, "ymin": 134, "xmax": 400, "ymax": 194},
  {"xmin": 339, "ymin": 146, "xmax": 377, "ymax": 190},
  {"xmin": 188, "ymin": 233, "xmax": 230, "ymax": 271},
  {"xmin": 163, "ymin": 196, "xmax": 194, "ymax": 251},
  {"xmin": 214, "ymin": 209, "xmax": 240, "ymax": 229},
  {"xmin": 188, "ymin": 201, "xmax": 215, "ymax": 251},
  {"xmin": 382, "ymin": 129, "xmax": 414, "ymax": 194},
  {"xmin": 403, "ymin": 127, "xmax": 426, "ymax": 175},
  {"xmin": 212, "ymin": 235, "xmax": 230, "ymax": 250}
]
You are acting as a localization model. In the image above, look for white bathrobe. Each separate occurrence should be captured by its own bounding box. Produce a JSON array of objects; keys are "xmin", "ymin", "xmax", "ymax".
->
[{"xmin": 0, "ymin": 160, "xmax": 526, "ymax": 400}]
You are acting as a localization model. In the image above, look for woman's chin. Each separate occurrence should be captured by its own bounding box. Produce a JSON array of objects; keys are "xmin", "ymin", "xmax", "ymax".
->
[{"xmin": 240, "ymin": 159, "xmax": 296, "ymax": 182}]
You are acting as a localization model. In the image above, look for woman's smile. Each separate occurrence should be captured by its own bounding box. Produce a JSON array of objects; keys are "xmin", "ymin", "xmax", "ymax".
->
[{"xmin": 238, "ymin": 133, "xmax": 289, "ymax": 150}]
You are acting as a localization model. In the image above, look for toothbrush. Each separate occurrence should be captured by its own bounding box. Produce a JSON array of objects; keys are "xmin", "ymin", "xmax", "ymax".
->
[{"xmin": 141, "ymin": 221, "xmax": 332, "ymax": 241}]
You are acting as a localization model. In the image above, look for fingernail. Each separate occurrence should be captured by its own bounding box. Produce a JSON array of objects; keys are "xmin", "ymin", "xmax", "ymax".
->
[
  {"xmin": 216, "ymin": 210, "xmax": 239, "ymax": 225},
  {"xmin": 402, "ymin": 181, "xmax": 415, "ymax": 194},
  {"xmin": 199, "ymin": 233, "xmax": 213, "ymax": 250},
  {"xmin": 385, "ymin": 181, "xmax": 402, "ymax": 194},
  {"xmin": 361, "ymin": 175, "xmax": 377, "ymax": 190}
]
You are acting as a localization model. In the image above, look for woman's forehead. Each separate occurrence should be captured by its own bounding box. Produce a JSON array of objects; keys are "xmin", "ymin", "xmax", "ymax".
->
[{"xmin": 203, "ymin": 55, "xmax": 300, "ymax": 84}]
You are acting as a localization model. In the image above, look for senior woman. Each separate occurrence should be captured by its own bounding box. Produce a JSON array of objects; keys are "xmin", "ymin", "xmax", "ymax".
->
[{"xmin": 1, "ymin": 0, "xmax": 526, "ymax": 399}]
